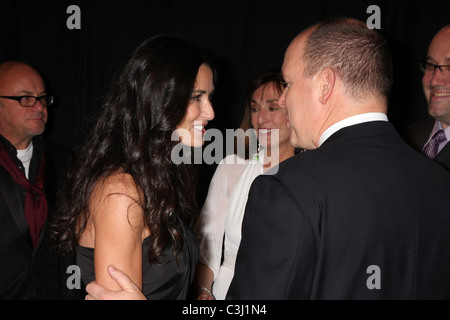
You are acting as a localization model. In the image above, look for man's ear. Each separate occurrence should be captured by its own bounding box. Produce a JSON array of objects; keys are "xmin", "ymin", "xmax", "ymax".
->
[{"xmin": 318, "ymin": 67, "xmax": 336, "ymax": 105}]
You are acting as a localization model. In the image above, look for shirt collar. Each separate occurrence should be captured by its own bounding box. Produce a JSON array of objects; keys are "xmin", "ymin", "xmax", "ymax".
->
[
  {"xmin": 319, "ymin": 112, "xmax": 389, "ymax": 147},
  {"xmin": 432, "ymin": 121, "xmax": 450, "ymax": 141}
]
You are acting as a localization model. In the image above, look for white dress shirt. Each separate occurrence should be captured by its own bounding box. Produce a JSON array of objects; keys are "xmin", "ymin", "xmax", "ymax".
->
[
  {"xmin": 16, "ymin": 141, "xmax": 34, "ymax": 180},
  {"xmin": 319, "ymin": 112, "xmax": 389, "ymax": 147}
]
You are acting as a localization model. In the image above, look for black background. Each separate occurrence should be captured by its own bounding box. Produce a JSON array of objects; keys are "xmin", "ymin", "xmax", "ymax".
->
[{"xmin": 1, "ymin": 0, "xmax": 449, "ymax": 203}]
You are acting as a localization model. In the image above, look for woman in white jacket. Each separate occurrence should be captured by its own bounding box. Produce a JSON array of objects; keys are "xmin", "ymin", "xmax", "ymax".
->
[{"xmin": 194, "ymin": 71, "xmax": 297, "ymax": 300}]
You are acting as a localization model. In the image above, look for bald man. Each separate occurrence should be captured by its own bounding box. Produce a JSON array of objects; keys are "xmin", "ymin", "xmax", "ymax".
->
[
  {"xmin": 0, "ymin": 61, "xmax": 76, "ymax": 299},
  {"xmin": 226, "ymin": 18, "xmax": 450, "ymax": 299},
  {"xmin": 403, "ymin": 25, "xmax": 450, "ymax": 171}
]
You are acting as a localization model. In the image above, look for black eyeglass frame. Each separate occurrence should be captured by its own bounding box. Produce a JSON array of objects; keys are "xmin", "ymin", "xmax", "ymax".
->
[
  {"xmin": 419, "ymin": 59, "xmax": 450, "ymax": 75},
  {"xmin": 0, "ymin": 95, "xmax": 54, "ymax": 107}
]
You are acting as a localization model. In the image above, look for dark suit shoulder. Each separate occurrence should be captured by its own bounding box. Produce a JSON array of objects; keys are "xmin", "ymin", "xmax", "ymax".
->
[
  {"xmin": 251, "ymin": 164, "xmax": 321, "ymax": 224},
  {"xmin": 229, "ymin": 168, "xmax": 318, "ymax": 299},
  {"xmin": 404, "ymin": 117, "xmax": 435, "ymax": 131},
  {"xmin": 273, "ymin": 148, "xmax": 328, "ymax": 184}
]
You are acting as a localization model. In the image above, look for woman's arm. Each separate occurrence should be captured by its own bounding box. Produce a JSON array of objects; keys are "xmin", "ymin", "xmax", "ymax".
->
[
  {"xmin": 90, "ymin": 172, "xmax": 146, "ymax": 291},
  {"xmin": 194, "ymin": 158, "xmax": 235, "ymax": 299},
  {"xmin": 193, "ymin": 263, "xmax": 215, "ymax": 300},
  {"xmin": 85, "ymin": 265, "xmax": 146, "ymax": 300}
]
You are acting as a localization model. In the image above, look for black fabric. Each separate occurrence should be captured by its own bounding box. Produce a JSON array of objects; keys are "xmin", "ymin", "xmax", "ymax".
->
[
  {"xmin": 0, "ymin": 136, "xmax": 81, "ymax": 299},
  {"xmin": 228, "ymin": 121, "xmax": 450, "ymax": 299},
  {"xmin": 77, "ymin": 223, "xmax": 199, "ymax": 300}
]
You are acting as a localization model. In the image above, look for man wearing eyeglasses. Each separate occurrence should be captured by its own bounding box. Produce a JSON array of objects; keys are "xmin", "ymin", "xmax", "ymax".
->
[
  {"xmin": 0, "ymin": 61, "xmax": 77, "ymax": 299},
  {"xmin": 404, "ymin": 25, "xmax": 450, "ymax": 171}
]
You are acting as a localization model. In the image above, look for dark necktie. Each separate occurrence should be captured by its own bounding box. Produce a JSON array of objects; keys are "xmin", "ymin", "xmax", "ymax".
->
[{"xmin": 423, "ymin": 130, "xmax": 446, "ymax": 159}]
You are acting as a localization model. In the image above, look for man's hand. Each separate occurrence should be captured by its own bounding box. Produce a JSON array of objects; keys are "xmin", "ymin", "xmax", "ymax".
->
[{"xmin": 85, "ymin": 265, "xmax": 147, "ymax": 300}]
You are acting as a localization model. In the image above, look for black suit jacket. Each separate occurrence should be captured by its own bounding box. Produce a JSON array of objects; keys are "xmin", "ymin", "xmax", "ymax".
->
[
  {"xmin": 402, "ymin": 117, "xmax": 450, "ymax": 171},
  {"xmin": 227, "ymin": 121, "xmax": 450, "ymax": 300},
  {"xmin": 0, "ymin": 136, "xmax": 79, "ymax": 299}
]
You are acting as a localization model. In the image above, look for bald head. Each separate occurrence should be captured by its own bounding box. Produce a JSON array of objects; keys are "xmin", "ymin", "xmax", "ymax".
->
[
  {"xmin": 0, "ymin": 60, "xmax": 39, "ymax": 79},
  {"xmin": 430, "ymin": 25, "xmax": 450, "ymax": 44},
  {"xmin": 0, "ymin": 61, "xmax": 48, "ymax": 149},
  {"xmin": 427, "ymin": 25, "xmax": 450, "ymax": 64},
  {"xmin": 279, "ymin": 18, "xmax": 393, "ymax": 149},
  {"xmin": 300, "ymin": 18, "xmax": 393, "ymax": 101}
]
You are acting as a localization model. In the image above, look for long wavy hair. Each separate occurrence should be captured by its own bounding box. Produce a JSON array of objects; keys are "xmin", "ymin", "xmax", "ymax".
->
[{"xmin": 51, "ymin": 35, "xmax": 215, "ymax": 264}]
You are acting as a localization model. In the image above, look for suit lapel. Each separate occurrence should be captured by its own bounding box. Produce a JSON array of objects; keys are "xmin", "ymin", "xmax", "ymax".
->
[
  {"xmin": 33, "ymin": 223, "xmax": 48, "ymax": 254},
  {"xmin": 435, "ymin": 143, "xmax": 450, "ymax": 171},
  {"xmin": 0, "ymin": 165, "xmax": 29, "ymax": 239},
  {"xmin": 413, "ymin": 119, "xmax": 434, "ymax": 151}
]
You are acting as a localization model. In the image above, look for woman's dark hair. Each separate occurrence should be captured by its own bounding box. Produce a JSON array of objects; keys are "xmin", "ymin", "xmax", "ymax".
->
[
  {"xmin": 235, "ymin": 71, "xmax": 285, "ymax": 159},
  {"xmin": 51, "ymin": 35, "xmax": 214, "ymax": 264}
]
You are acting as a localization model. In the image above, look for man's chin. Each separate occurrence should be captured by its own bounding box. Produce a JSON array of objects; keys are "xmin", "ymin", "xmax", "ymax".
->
[
  {"xmin": 25, "ymin": 128, "xmax": 45, "ymax": 137},
  {"xmin": 429, "ymin": 104, "xmax": 450, "ymax": 118}
]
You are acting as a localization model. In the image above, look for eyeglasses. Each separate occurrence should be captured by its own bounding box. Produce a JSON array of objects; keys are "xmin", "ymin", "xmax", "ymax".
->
[
  {"xmin": 419, "ymin": 59, "xmax": 450, "ymax": 78},
  {"xmin": 0, "ymin": 95, "xmax": 54, "ymax": 107}
]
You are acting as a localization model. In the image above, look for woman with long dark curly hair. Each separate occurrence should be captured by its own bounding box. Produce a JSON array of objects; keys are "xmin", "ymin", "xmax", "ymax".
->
[{"xmin": 51, "ymin": 35, "xmax": 215, "ymax": 299}]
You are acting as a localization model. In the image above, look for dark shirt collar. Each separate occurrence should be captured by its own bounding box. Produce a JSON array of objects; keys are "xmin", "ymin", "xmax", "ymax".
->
[{"xmin": 0, "ymin": 134, "xmax": 44, "ymax": 182}]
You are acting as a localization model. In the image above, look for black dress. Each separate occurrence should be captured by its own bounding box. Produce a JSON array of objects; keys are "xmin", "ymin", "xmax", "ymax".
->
[{"xmin": 76, "ymin": 222, "xmax": 199, "ymax": 300}]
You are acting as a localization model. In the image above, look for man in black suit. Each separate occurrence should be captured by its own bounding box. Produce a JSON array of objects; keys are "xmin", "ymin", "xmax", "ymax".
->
[
  {"xmin": 403, "ymin": 25, "xmax": 450, "ymax": 170},
  {"xmin": 226, "ymin": 18, "xmax": 450, "ymax": 299},
  {"xmin": 0, "ymin": 61, "xmax": 78, "ymax": 299},
  {"xmin": 76, "ymin": 19, "xmax": 450, "ymax": 301}
]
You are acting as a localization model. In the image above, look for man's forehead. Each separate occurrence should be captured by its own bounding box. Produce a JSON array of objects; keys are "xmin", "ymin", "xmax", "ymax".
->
[
  {"xmin": 284, "ymin": 27, "xmax": 315, "ymax": 61},
  {"xmin": 0, "ymin": 62, "xmax": 41, "ymax": 79},
  {"xmin": 0, "ymin": 63, "xmax": 44, "ymax": 90},
  {"xmin": 429, "ymin": 26, "xmax": 450, "ymax": 49},
  {"xmin": 282, "ymin": 37, "xmax": 304, "ymax": 76}
]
